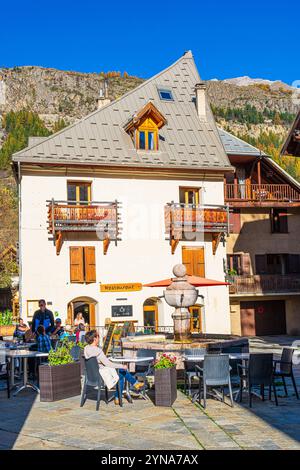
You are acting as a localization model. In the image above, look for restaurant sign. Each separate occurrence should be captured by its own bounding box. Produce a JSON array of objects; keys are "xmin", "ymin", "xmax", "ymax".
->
[{"xmin": 100, "ymin": 283, "xmax": 142, "ymax": 293}]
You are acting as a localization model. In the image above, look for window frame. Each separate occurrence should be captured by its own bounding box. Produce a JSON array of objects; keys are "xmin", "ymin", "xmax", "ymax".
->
[
  {"xmin": 179, "ymin": 186, "xmax": 201, "ymax": 205},
  {"xmin": 157, "ymin": 88, "xmax": 174, "ymax": 102},
  {"xmin": 67, "ymin": 181, "xmax": 92, "ymax": 205}
]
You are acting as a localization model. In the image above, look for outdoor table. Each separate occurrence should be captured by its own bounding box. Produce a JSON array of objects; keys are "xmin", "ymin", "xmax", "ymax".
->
[
  {"xmin": 110, "ymin": 356, "xmax": 154, "ymax": 403},
  {"xmin": 5, "ymin": 350, "xmax": 48, "ymax": 396},
  {"xmin": 183, "ymin": 353, "xmax": 250, "ymax": 402}
]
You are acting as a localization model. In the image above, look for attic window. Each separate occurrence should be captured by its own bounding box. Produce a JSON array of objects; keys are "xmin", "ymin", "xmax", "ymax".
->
[{"xmin": 158, "ymin": 88, "xmax": 174, "ymax": 101}]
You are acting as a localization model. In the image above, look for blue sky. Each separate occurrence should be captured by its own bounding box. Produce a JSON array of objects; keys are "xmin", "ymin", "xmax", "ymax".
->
[{"xmin": 2, "ymin": 0, "xmax": 299, "ymax": 84}]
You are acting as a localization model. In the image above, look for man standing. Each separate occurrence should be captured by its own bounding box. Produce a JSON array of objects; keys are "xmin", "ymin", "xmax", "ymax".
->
[{"xmin": 31, "ymin": 299, "xmax": 54, "ymax": 335}]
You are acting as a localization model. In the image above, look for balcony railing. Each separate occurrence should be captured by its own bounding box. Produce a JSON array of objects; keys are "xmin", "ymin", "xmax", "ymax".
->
[
  {"xmin": 228, "ymin": 274, "xmax": 300, "ymax": 295},
  {"xmin": 47, "ymin": 199, "xmax": 121, "ymax": 254},
  {"xmin": 224, "ymin": 184, "xmax": 300, "ymax": 205},
  {"xmin": 165, "ymin": 202, "xmax": 229, "ymax": 253}
]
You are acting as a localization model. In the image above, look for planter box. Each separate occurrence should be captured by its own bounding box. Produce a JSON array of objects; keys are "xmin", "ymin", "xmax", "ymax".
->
[
  {"xmin": 39, "ymin": 362, "xmax": 81, "ymax": 402},
  {"xmin": 154, "ymin": 366, "xmax": 177, "ymax": 407},
  {"xmin": 0, "ymin": 325, "xmax": 15, "ymax": 337}
]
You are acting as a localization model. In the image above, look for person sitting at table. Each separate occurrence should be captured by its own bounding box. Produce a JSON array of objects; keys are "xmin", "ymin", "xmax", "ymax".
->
[
  {"xmin": 50, "ymin": 318, "xmax": 65, "ymax": 338},
  {"xmin": 13, "ymin": 318, "xmax": 28, "ymax": 340},
  {"xmin": 84, "ymin": 330, "xmax": 144, "ymax": 405},
  {"xmin": 31, "ymin": 299, "xmax": 54, "ymax": 335},
  {"xmin": 36, "ymin": 325, "xmax": 52, "ymax": 353},
  {"xmin": 74, "ymin": 312, "xmax": 85, "ymax": 327}
]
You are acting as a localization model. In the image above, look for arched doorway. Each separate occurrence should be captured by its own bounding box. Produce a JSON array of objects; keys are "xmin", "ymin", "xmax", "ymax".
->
[
  {"xmin": 67, "ymin": 297, "xmax": 97, "ymax": 327},
  {"xmin": 143, "ymin": 297, "xmax": 159, "ymax": 332},
  {"xmin": 189, "ymin": 305, "xmax": 202, "ymax": 333}
]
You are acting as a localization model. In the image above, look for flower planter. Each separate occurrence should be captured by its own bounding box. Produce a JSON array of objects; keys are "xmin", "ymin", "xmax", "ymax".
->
[
  {"xmin": 154, "ymin": 366, "xmax": 177, "ymax": 407},
  {"xmin": 0, "ymin": 325, "xmax": 15, "ymax": 337},
  {"xmin": 39, "ymin": 362, "xmax": 81, "ymax": 402}
]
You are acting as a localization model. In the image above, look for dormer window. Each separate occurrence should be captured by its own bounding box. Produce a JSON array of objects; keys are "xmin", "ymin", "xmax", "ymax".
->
[
  {"xmin": 136, "ymin": 121, "xmax": 158, "ymax": 151},
  {"xmin": 124, "ymin": 102, "xmax": 167, "ymax": 152}
]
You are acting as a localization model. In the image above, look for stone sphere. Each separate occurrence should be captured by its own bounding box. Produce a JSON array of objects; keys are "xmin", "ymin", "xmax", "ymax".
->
[{"xmin": 173, "ymin": 264, "xmax": 187, "ymax": 278}]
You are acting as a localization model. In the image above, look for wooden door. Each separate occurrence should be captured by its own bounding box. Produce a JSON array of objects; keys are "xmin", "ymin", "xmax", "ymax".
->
[
  {"xmin": 189, "ymin": 305, "xmax": 202, "ymax": 333},
  {"xmin": 143, "ymin": 303, "xmax": 158, "ymax": 332},
  {"xmin": 182, "ymin": 247, "xmax": 205, "ymax": 277},
  {"xmin": 241, "ymin": 300, "xmax": 286, "ymax": 336},
  {"xmin": 89, "ymin": 303, "xmax": 96, "ymax": 327},
  {"xmin": 254, "ymin": 300, "xmax": 286, "ymax": 336}
]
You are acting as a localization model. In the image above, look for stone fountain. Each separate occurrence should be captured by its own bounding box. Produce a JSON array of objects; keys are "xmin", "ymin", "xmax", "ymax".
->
[{"xmin": 164, "ymin": 264, "xmax": 200, "ymax": 342}]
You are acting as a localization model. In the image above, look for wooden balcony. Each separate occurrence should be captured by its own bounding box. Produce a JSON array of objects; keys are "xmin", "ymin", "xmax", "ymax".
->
[
  {"xmin": 228, "ymin": 274, "xmax": 300, "ymax": 295},
  {"xmin": 47, "ymin": 199, "xmax": 120, "ymax": 255},
  {"xmin": 165, "ymin": 202, "xmax": 229, "ymax": 254},
  {"xmin": 224, "ymin": 184, "xmax": 300, "ymax": 207}
]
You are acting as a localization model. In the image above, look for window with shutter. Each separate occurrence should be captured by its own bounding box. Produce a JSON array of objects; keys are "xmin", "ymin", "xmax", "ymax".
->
[
  {"xmin": 287, "ymin": 254, "xmax": 300, "ymax": 274},
  {"xmin": 182, "ymin": 247, "xmax": 205, "ymax": 277},
  {"xmin": 70, "ymin": 246, "xmax": 96, "ymax": 283},
  {"xmin": 229, "ymin": 209, "xmax": 241, "ymax": 234},
  {"xmin": 241, "ymin": 253, "xmax": 251, "ymax": 275},
  {"xmin": 70, "ymin": 247, "xmax": 84, "ymax": 283},
  {"xmin": 84, "ymin": 247, "xmax": 96, "ymax": 283}
]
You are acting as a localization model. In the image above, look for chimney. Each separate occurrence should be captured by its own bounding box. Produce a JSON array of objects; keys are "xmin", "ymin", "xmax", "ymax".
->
[
  {"xmin": 97, "ymin": 78, "xmax": 111, "ymax": 109},
  {"xmin": 194, "ymin": 82, "xmax": 207, "ymax": 121}
]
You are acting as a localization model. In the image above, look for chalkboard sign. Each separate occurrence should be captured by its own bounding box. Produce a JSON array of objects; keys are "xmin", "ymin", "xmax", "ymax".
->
[
  {"xmin": 102, "ymin": 324, "xmax": 116, "ymax": 354},
  {"xmin": 111, "ymin": 305, "xmax": 133, "ymax": 318}
]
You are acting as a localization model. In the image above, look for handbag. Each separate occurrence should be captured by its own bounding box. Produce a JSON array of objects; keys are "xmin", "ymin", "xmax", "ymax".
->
[{"xmin": 99, "ymin": 366, "xmax": 119, "ymax": 390}]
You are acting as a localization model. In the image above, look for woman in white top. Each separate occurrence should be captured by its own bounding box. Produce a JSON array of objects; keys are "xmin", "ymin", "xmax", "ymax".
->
[
  {"xmin": 74, "ymin": 312, "xmax": 85, "ymax": 327},
  {"xmin": 84, "ymin": 330, "xmax": 144, "ymax": 405}
]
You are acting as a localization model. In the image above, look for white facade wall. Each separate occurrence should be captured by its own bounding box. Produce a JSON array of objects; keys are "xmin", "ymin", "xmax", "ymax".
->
[{"xmin": 19, "ymin": 171, "xmax": 231, "ymax": 333}]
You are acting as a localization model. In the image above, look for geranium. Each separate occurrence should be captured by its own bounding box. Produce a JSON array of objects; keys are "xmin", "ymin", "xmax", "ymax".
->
[{"xmin": 154, "ymin": 353, "xmax": 177, "ymax": 369}]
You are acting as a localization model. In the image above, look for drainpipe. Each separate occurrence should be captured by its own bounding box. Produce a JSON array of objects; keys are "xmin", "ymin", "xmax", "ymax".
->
[{"xmin": 17, "ymin": 162, "xmax": 22, "ymax": 317}]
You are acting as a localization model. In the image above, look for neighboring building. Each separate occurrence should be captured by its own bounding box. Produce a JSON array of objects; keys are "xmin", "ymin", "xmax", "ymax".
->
[
  {"xmin": 12, "ymin": 52, "xmax": 233, "ymax": 334},
  {"xmin": 222, "ymin": 129, "xmax": 300, "ymax": 336},
  {"xmin": 281, "ymin": 110, "xmax": 300, "ymax": 157}
]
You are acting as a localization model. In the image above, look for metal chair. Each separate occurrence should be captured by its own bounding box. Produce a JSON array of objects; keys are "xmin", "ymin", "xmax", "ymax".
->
[
  {"xmin": 238, "ymin": 353, "xmax": 278, "ymax": 407},
  {"xmin": 135, "ymin": 349, "xmax": 156, "ymax": 377},
  {"xmin": 183, "ymin": 348, "xmax": 206, "ymax": 396},
  {"xmin": 80, "ymin": 357, "xmax": 122, "ymax": 410},
  {"xmin": 70, "ymin": 345, "xmax": 82, "ymax": 362},
  {"xmin": 273, "ymin": 348, "xmax": 299, "ymax": 399},
  {"xmin": 0, "ymin": 359, "xmax": 10, "ymax": 398},
  {"xmin": 196, "ymin": 354, "xmax": 234, "ymax": 408}
]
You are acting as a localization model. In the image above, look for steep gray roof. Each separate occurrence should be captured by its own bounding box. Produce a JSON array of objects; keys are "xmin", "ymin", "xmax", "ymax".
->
[
  {"xmin": 12, "ymin": 51, "xmax": 232, "ymax": 172},
  {"xmin": 218, "ymin": 128, "xmax": 266, "ymax": 156}
]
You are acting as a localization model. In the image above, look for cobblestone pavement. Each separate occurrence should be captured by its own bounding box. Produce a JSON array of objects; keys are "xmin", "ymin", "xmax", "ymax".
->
[
  {"xmin": 1, "ymin": 376, "xmax": 300, "ymax": 450},
  {"xmin": 1, "ymin": 337, "xmax": 300, "ymax": 450}
]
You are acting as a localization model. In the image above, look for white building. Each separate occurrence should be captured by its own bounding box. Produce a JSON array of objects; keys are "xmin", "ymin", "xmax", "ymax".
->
[{"xmin": 12, "ymin": 51, "xmax": 233, "ymax": 334}]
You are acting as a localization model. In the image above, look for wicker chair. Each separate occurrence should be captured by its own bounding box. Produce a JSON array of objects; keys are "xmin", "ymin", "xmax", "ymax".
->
[
  {"xmin": 196, "ymin": 354, "xmax": 234, "ymax": 408},
  {"xmin": 273, "ymin": 348, "xmax": 299, "ymax": 399},
  {"xmin": 183, "ymin": 348, "xmax": 206, "ymax": 396},
  {"xmin": 80, "ymin": 357, "xmax": 122, "ymax": 410},
  {"xmin": 238, "ymin": 353, "xmax": 278, "ymax": 407}
]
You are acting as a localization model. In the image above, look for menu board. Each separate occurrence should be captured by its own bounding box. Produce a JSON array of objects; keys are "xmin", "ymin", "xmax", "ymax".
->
[
  {"xmin": 111, "ymin": 305, "xmax": 133, "ymax": 318},
  {"xmin": 102, "ymin": 324, "xmax": 116, "ymax": 355}
]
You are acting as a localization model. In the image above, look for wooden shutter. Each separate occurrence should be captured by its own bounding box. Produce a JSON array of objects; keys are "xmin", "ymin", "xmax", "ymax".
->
[
  {"xmin": 241, "ymin": 253, "xmax": 251, "ymax": 275},
  {"xmin": 84, "ymin": 247, "xmax": 96, "ymax": 283},
  {"xmin": 279, "ymin": 210, "xmax": 288, "ymax": 233},
  {"xmin": 255, "ymin": 254, "xmax": 267, "ymax": 274},
  {"xmin": 229, "ymin": 209, "xmax": 241, "ymax": 234},
  {"xmin": 70, "ymin": 247, "xmax": 84, "ymax": 283},
  {"xmin": 288, "ymin": 254, "xmax": 300, "ymax": 274},
  {"xmin": 182, "ymin": 247, "xmax": 205, "ymax": 277}
]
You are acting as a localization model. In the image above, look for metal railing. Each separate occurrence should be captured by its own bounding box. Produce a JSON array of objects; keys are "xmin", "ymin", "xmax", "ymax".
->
[
  {"xmin": 165, "ymin": 202, "xmax": 229, "ymax": 239},
  {"xmin": 225, "ymin": 184, "xmax": 300, "ymax": 203},
  {"xmin": 47, "ymin": 199, "xmax": 121, "ymax": 240},
  {"xmin": 229, "ymin": 274, "xmax": 300, "ymax": 295}
]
